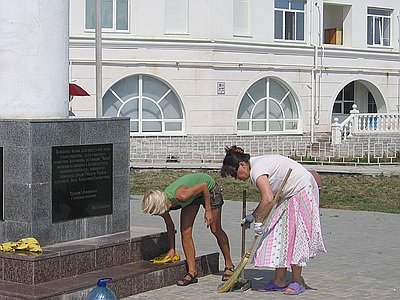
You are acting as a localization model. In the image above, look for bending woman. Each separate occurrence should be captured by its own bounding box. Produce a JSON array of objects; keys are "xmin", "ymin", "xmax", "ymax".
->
[
  {"xmin": 221, "ymin": 146, "xmax": 325, "ymax": 295},
  {"xmin": 141, "ymin": 173, "xmax": 235, "ymax": 286}
]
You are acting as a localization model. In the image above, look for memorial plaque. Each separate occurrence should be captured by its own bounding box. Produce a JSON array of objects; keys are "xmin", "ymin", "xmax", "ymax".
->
[{"xmin": 52, "ymin": 144, "xmax": 113, "ymax": 222}]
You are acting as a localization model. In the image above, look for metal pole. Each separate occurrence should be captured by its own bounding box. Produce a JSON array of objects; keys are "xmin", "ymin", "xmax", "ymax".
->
[{"xmin": 95, "ymin": 0, "xmax": 102, "ymax": 117}]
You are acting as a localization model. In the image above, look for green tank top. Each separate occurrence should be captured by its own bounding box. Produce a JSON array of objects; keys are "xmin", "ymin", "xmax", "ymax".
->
[{"xmin": 164, "ymin": 173, "xmax": 215, "ymax": 208}]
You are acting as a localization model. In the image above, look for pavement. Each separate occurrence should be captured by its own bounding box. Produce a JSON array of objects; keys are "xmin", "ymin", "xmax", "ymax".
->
[{"xmin": 124, "ymin": 164, "xmax": 400, "ymax": 299}]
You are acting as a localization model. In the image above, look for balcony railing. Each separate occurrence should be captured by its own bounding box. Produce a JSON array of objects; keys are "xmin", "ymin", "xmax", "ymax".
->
[{"xmin": 331, "ymin": 105, "xmax": 400, "ymax": 145}]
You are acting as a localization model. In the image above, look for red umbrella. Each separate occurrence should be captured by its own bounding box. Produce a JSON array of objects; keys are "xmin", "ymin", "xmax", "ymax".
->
[{"xmin": 69, "ymin": 83, "xmax": 90, "ymax": 97}]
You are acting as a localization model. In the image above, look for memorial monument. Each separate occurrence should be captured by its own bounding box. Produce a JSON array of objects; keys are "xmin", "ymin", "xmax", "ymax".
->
[
  {"xmin": 0, "ymin": 1, "xmax": 130, "ymax": 245},
  {"xmin": 0, "ymin": 2, "xmax": 218, "ymax": 298}
]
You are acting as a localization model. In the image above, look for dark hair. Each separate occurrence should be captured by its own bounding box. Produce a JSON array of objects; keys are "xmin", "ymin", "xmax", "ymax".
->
[{"xmin": 220, "ymin": 146, "xmax": 250, "ymax": 178}]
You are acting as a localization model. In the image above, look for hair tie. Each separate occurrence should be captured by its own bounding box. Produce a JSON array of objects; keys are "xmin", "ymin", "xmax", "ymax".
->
[
  {"xmin": 225, "ymin": 145, "xmax": 245, "ymax": 154},
  {"xmin": 233, "ymin": 146, "xmax": 244, "ymax": 154}
]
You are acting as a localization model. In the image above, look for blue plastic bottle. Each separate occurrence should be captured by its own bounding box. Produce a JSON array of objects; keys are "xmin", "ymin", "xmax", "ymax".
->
[{"xmin": 86, "ymin": 278, "xmax": 117, "ymax": 300}]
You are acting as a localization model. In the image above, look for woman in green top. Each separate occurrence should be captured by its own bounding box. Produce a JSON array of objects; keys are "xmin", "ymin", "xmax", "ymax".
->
[{"xmin": 142, "ymin": 173, "xmax": 235, "ymax": 286}]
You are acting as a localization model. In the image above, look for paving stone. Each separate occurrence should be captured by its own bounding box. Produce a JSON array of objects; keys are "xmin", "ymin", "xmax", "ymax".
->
[{"xmin": 125, "ymin": 165, "xmax": 400, "ymax": 300}]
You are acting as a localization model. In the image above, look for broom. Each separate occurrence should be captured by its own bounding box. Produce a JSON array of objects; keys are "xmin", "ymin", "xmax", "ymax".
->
[{"xmin": 217, "ymin": 168, "xmax": 293, "ymax": 293}]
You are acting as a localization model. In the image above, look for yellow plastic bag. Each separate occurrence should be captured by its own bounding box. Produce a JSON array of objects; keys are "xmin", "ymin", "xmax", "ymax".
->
[
  {"xmin": 0, "ymin": 237, "xmax": 42, "ymax": 253},
  {"xmin": 0, "ymin": 242, "xmax": 17, "ymax": 252},
  {"xmin": 150, "ymin": 252, "xmax": 180, "ymax": 264}
]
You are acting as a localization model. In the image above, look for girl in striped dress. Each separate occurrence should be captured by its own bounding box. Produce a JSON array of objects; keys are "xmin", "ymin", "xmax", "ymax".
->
[{"xmin": 221, "ymin": 146, "xmax": 325, "ymax": 295}]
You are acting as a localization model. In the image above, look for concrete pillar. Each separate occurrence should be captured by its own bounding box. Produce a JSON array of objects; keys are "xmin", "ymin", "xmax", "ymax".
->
[
  {"xmin": 0, "ymin": 1, "xmax": 69, "ymax": 118},
  {"xmin": 350, "ymin": 104, "xmax": 359, "ymax": 134},
  {"xmin": 331, "ymin": 117, "xmax": 341, "ymax": 145}
]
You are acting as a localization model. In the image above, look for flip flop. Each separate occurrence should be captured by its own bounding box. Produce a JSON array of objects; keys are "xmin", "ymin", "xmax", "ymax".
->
[
  {"xmin": 176, "ymin": 273, "xmax": 198, "ymax": 286},
  {"xmin": 258, "ymin": 281, "xmax": 287, "ymax": 292},
  {"xmin": 284, "ymin": 282, "xmax": 305, "ymax": 295},
  {"xmin": 221, "ymin": 266, "xmax": 235, "ymax": 281}
]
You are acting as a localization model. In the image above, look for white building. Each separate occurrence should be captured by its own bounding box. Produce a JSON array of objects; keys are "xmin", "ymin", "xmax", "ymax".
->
[{"xmin": 69, "ymin": 0, "xmax": 400, "ymax": 144}]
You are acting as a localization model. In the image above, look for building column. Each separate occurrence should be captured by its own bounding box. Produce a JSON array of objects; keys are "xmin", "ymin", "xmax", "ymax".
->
[{"xmin": 0, "ymin": 0, "xmax": 69, "ymax": 118}]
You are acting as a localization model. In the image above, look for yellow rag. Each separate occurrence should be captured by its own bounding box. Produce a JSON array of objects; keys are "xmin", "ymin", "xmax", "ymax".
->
[
  {"xmin": 150, "ymin": 253, "xmax": 180, "ymax": 264},
  {"xmin": 0, "ymin": 237, "xmax": 43, "ymax": 253}
]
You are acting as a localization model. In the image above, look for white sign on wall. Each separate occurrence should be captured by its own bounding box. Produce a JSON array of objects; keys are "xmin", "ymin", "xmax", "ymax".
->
[{"xmin": 217, "ymin": 82, "xmax": 225, "ymax": 94}]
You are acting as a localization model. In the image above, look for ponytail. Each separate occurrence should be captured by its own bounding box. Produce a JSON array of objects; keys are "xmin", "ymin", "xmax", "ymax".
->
[{"xmin": 220, "ymin": 146, "xmax": 250, "ymax": 178}]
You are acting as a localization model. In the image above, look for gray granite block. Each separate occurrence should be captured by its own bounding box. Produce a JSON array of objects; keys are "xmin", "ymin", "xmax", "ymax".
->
[
  {"xmin": 50, "ymin": 121, "xmax": 82, "ymax": 146},
  {"xmin": 31, "ymin": 121, "xmax": 82, "ymax": 147},
  {"xmin": 81, "ymin": 215, "xmax": 110, "ymax": 239},
  {"xmin": 113, "ymin": 142, "xmax": 130, "ymax": 177},
  {"xmin": 0, "ymin": 118, "xmax": 130, "ymax": 245},
  {"xmin": 0, "ymin": 121, "xmax": 31, "ymax": 147},
  {"xmin": 3, "ymin": 147, "xmax": 31, "ymax": 184},
  {"xmin": 82, "ymin": 119, "xmax": 130, "ymax": 144},
  {"xmin": 113, "ymin": 176, "xmax": 130, "ymax": 210},
  {"xmin": 31, "ymin": 183, "xmax": 52, "ymax": 222},
  {"xmin": 31, "ymin": 147, "xmax": 51, "ymax": 184},
  {"xmin": 4, "ymin": 221, "xmax": 32, "ymax": 242},
  {"xmin": 112, "ymin": 176, "xmax": 130, "ymax": 232},
  {"xmin": 3, "ymin": 183, "xmax": 32, "ymax": 222},
  {"xmin": 112, "ymin": 211, "xmax": 130, "ymax": 234},
  {"xmin": 49, "ymin": 220, "xmax": 83, "ymax": 244},
  {"xmin": 31, "ymin": 220, "xmax": 53, "ymax": 245}
]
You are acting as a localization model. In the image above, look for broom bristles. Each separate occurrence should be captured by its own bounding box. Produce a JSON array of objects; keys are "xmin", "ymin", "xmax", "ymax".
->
[{"xmin": 217, "ymin": 252, "xmax": 251, "ymax": 293}]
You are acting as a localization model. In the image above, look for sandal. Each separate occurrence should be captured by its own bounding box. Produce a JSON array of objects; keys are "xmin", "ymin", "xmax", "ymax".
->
[
  {"xmin": 176, "ymin": 273, "xmax": 198, "ymax": 286},
  {"xmin": 258, "ymin": 280, "xmax": 287, "ymax": 292},
  {"xmin": 221, "ymin": 266, "xmax": 235, "ymax": 281},
  {"xmin": 284, "ymin": 282, "xmax": 305, "ymax": 295}
]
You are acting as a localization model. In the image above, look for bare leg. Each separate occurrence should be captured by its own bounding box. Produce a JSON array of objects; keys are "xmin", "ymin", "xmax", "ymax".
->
[
  {"xmin": 177, "ymin": 204, "xmax": 200, "ymax": 284},
  {"xmin": 209, "ymin": 207, "xmax": 234, "ymax": 278},
  {"xmin": 273, "ymin": 268, "xmax": 287, "ymax": 287},
  {"xmin": 290, "ymin": 265, "xmax": 302, "ymax": 284}
]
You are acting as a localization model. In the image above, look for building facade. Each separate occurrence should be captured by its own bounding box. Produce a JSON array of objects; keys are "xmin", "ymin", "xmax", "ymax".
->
[{"xmin": 69, "ymin": 0, "xmax": 400, "ymax": 142}]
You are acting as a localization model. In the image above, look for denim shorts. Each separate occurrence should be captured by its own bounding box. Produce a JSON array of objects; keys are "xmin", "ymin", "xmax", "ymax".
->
[{"xmin": 191, "ymin": 183, "xmax": 224, "ymax": 209}]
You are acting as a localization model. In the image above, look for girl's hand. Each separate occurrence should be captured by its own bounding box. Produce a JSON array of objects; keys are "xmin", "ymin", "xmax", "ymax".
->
[
  {"xmin": 204, "ymin": 210, "xmax": 214, "ymax": 227},
  {"xmin": 166, "ymin": 249, "xmax": 175, "ymax": 258}
]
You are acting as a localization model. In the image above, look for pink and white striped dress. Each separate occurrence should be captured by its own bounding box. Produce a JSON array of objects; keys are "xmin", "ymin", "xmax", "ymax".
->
[{"xmin": 253, "ymin": 177, "xmax": 326, "ymax": 267}]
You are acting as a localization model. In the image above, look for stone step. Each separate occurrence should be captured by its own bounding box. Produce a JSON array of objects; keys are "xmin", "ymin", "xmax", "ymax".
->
[
  {"xmin": 0, "ymin": 231, "xmax": 219, "ymax": 299},
  {"xmin": 0, "ymin": 231, "xmax": 169, "ymax": 285},
  {"xmin": 0, "ymin": 253, "xmax": 219, "ymax": 299}
]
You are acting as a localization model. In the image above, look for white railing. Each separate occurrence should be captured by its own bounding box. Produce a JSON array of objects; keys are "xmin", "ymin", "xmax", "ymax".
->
[
  {"xmin": 357, "ymin": 113, "xmax": 400, "ymax": 132},
  {"xmin": 331, "ymin": 104, "xmax": 400, "ymax": 145}
]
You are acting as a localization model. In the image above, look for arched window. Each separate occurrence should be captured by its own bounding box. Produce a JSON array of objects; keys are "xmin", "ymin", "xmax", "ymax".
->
[
  {"xmin": 103, "ymin": 75, "xmax": 184, "ymax": 134},
  {"xmin": 237, "ymin": 77, "xmax": 300, "ymax": 133},
  {"xmin": 333, "ymin": 82, "xmax": 354, "ymax": 115},
  {"xmin": 332, "ymin": 81, "xmax": 379, "ymax": 120}
]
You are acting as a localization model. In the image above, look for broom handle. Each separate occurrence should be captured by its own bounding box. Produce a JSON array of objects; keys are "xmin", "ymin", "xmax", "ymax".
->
[
  {"xmin": 245, "ymin": 168, "xmax": 293, "ymax": 255},
  {"xmin": 241, "ymin": 189, "xmax": 246, "ymax": 259},
  {"xmin": 217, "ymin": 169, "xmax": 292, "ymax": 293},
  {"xmin": 239, "ymin": 189, "xmax": 247, "ymax": 279}
]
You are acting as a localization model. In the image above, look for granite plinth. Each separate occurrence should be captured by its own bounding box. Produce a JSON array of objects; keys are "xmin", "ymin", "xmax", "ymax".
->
[
  {"xmin": 0, "ymin": 118, "xmax": 130, "ymax": 245},
  {"xmin": 0, "ymin": 231, "xmax": 219, "ymax": 299}
]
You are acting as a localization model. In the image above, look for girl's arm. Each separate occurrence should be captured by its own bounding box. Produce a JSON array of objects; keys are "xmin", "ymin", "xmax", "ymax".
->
[
  {"xmin": 160, "ymin": 212, "xmax": 176, "ymax": 257},
  {"xmin": 252, "ymin": 174, "xmax": 275, "ymax": 222},
  {"xmin": 175, "ymin": 183, "xmax": 214, "ymax": 225}
]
